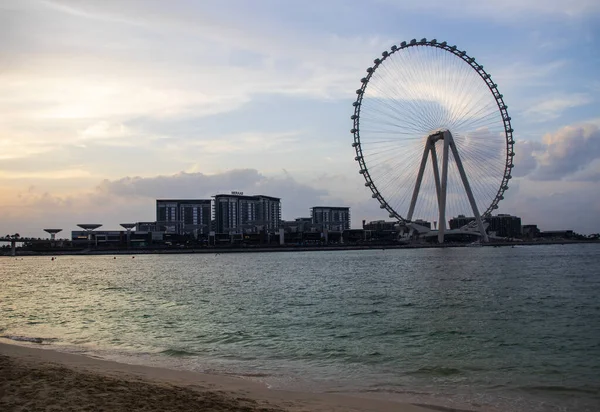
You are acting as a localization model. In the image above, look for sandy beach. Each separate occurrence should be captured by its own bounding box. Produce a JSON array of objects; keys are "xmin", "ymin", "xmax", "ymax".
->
[{"xmin": 0, "ymin": 341, "xmax": 449, "ymax": 412}]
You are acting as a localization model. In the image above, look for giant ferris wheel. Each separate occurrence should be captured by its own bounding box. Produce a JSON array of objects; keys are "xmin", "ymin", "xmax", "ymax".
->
[{"xmin": 351, "ymin": 38, "xmax": 515, "ymax": 243}]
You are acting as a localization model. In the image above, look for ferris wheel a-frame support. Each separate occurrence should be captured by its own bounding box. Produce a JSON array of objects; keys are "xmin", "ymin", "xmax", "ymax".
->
[{"xmin": 406, "ymin": 130, "xmax": 489, "ymax": 244}]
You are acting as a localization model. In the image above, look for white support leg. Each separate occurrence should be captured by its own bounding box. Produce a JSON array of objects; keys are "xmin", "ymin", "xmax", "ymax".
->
[
  {"xmin": 430, "ymin": 144, "xmax": 442, "ymax": 206},
  {"xmin": 438, "ymin": 133, "xmax": 450, "ymax": 244},
  {"xmin": 407, "ymin": 142, "xmax": 431, "ymax": 222},
  {"xmin": 447, "ymin": 133, "xmax": 489, "ymax": 242}
]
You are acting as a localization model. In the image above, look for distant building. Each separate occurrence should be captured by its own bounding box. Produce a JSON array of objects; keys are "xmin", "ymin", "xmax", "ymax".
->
[
  {"xmin": 71, "ymin": 230, "xmax": 124, "ymax": 246},
  {"xmin": 311, "ymin": 207, "xmax": 350, "ymax": 231},
  {"xmin": 213, "ymin": 192, "xmax": 281, "ymax": 234},
  {"xmin": 522, "ymin": 224, "xmax": 540, "ymax": 239},
  {"xmin": 281, "ymin": 217, "xmax": 318, "ymax": 233},
  {"xmin": 450, "ymin": 214, "xmax": 522, "ymax": 238},
  {"xmin": 71, "ymin": 230, "xmax": 153, "ymax": 247},
  {"xmin": 449, "ymin": 215, "xmax": 474, "ymax": 230},
  {"xmin": 362, "ymin": 220, "xmax": 397, "ymax": 231},
  {"xmin": 413, "ymin": 219, "xmax": 432, "ymax": 229},
  {"xmin": 136, "ymin": 221, "xmax": 162, "ymax": 232},
  {"xmin": 540, "ymin": 230, "xmax": 574, "ymax": 239},
  {"xmin": 156, "ymin": 199, "xmax": 212, "ymax": 235}
]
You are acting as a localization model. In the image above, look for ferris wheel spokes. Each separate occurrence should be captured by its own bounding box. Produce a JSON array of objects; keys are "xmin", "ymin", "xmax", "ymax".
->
[
  {"xmin": 352, "ymin": 40, "xmax": 514, "ymax": 243},
  {"xmin": 407, "ymin": 130, "xmax": 489, "ymax": 243}
]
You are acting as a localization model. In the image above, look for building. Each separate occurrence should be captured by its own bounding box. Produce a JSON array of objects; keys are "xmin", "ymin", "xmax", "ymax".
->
[
  {"xmin": 156, "ymin": 199, "xmax": 212, "ymax": 235},
  {"xmin": 311, "ymin": 207, "xmax": 350, "ymax": 231},
  {"xmin": 522, "ymin": 224, "xmax": 540, "ymax": 239},
  {"xmin": 449, "ymin": 214, "xmax": 522, "ymax": 238},
  {"xmin": 71, "ymin": 230, "xmax": 155, "ymax": 247},
  {"xmin": 540, "ymin": 230, "xmax": 574, "ymax": 239},
  {"xmin": 280, "ymin": 217, "xmax": 318, "ymax": 233},
  {"xmin": 213, "ymin": 192, "xmax": 281, "ymax": 234},
  {"xmin": 413, "ymin": 219, "xmax": 432, "ymax": 229},
  {"xmin": 362, "ymin": 220, "xmax": 397, "ymax": 231},
  {"xmin": 136, "ymin": 221, "xmax": 162, "ymax": 232},
  {"xmin": 71, "ymin": 230, "xmax": 125, "ymax": 246},
  {"xmin": 449, "ymin": 215, "xmax": 474, "ymax": 230}
]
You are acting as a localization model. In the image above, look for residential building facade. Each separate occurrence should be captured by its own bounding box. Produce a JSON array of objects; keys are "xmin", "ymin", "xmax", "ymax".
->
[
  {"xmin": 213, "ymin": 192, "xmax": 281, "ymax": 234},
  {"xmin": 311, "ymin": 206, "xmax": 351, "ymax": 231},
  {"xmin": 156, "ymin": 199, "xmax": 212, "ymax": 235}
]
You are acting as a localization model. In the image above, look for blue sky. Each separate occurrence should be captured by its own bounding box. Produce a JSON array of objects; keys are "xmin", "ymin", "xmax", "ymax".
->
[{"xmin": 1, "ymin": 0, "xmax": 599, "ymax": 236}]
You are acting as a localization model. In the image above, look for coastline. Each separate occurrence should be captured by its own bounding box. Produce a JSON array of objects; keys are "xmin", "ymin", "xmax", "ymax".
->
[
  {"xmin": 2, "ymin": 239, "xmax": 598, "ymax": 257},
  {"xmin": 0, "ymin": 341, "xmax": 455, "ymax": 412}
]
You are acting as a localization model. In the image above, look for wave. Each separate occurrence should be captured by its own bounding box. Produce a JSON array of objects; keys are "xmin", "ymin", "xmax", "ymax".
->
[
  {"xmin": 1, "ymin": 335, "xmax": 58, "ymax": 344},
  {"xmin": 519, "ymin": 384, "xmax": 600, "ymax": 396},
  {"xmin": 411, "ymin": 403, "xmax": 478, "ymax": 412},
  {"xmin": 407, "ymin": 366, "xmax": 463, "ymax": 377},
  {"xmin": 349, "ymin": 310, "xmax": 383, "ymax": 317},
  {"xmin": 159, "ymin": 348, "xmax": 197, "ymax": 357}
]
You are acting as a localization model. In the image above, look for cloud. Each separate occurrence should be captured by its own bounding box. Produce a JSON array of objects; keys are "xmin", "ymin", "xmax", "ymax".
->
[
  {"xmin": 97, "ymin": 169, "xmax": 328, "ymax": 209},
  {"xmin": 0, "ymin": 169, "xmax": 332, "ymax": 237},
  {"xmin": 524, "ymin": 93, "xmax": 593, "ymax": 122},
  {"xmin": 511, "ymin": 140, "xmax": 543, "ymax": 178},
  {"xmin": 532, "ymin": 123, "xmax": 600, "ymax": 180},
  {"xmin": 377, "ymin": 0, "xmax": 600, "ymax": 18},
  {"xmin": 510, "ymin": 123, "xmax": 600, "ymax": 181},
  {"xmin": 0, "ymin": 1, "xmax": 388, "ymax": 163}
]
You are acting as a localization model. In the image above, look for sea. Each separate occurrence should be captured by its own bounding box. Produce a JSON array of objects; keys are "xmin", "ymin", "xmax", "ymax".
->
[{"xmin": 1, "ymin": 244, "xmax": 599, "ymax": 411}]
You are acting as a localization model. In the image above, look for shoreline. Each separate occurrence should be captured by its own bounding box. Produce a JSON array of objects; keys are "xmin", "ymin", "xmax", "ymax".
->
[
  {"xmin": 0, "ymin": 340, "xmax": 468, "ymax": 412},
  {"xmin": 2, "ymin": 239, "xmax": 598, "ymax": 257}
]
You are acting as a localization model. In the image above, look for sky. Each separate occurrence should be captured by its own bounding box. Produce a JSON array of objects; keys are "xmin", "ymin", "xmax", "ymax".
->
[{"xmin": 1, "ymin": 0, "xmax": 599, "ymax": 237}]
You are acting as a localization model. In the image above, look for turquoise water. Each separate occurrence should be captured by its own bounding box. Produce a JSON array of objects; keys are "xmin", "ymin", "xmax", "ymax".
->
[{"xmin": 1, "ymin": 245, "xmax": 599, "ymax": 411}]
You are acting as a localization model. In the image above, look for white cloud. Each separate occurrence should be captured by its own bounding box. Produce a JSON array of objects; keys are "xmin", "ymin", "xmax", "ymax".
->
[
  {"xmin": 524, "ymin": 93, "xmax": 593, "ymax": 122},
  {"xmin": 377, "ymin": 0, "xmax": 600, "ymax": 18},
  {"xmin": 0, "ymin": 169, "xmax": 332, "ymax": 237},
  {"xmin": 510, "ymin": 123, "xmax": 600, "ymax": 181},
  {"xmin": 0, "ymin": 168, "xmax": 92, "ymax": 180}
]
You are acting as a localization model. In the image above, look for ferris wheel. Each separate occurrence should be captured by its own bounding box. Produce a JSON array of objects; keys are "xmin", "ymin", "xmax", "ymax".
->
[{"xmin": 351, "ymin": 38, "xmax": 514, "ymax": 243}]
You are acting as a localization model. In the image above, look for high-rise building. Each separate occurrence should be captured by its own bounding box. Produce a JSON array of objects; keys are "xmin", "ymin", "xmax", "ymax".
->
[
  {"xmin": 310, "ymin": 206, "xmax": 350, "ymax": 231},
  {"xmin": 156, "ymin": 199, "xmax": 212, "ymax": 235},
  {"xmin": 213, "ymin": 192, "xmax": 281, "ymax": 234}
]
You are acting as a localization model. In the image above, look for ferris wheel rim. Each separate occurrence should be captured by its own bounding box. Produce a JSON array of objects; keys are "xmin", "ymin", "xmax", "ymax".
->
[{"xmin": 351, "ymin": 38, "xmax": 515, "ymax": 223}]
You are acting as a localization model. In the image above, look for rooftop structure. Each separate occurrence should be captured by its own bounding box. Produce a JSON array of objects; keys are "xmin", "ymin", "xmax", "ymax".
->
[
  {"xmin": 43, "ymin": 229, "xmax": 62, "ymax": 240},
  {"xmin": 76, "ymin": 224, "xmax": 102, "ymax": 247},
  {"xmin": 77, "ymin": 224, "xmax": 102, "ymax": 231}
]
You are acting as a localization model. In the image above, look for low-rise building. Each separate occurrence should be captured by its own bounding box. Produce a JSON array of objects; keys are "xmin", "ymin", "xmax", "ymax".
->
[
  {"xmin": 362, "ymin": 220, "xmax": 397, "ymax": 231},
  {"xmin": 522, "ymin": 224, "xmax": 540, "ymax": 239},
  {"xmin": 449, "ymin": 214, "xmax": 522, "ymax": 238},
  {"xmin": 540, "ymin": 230, "xmax": 574, "ymax": 239},
  {"xmin": 280, "ymin": 217, "xmax": 318, "ymax": 233}
]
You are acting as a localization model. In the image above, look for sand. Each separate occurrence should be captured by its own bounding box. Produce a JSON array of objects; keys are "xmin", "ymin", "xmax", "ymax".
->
[{"xmin": 0, "ymin": 341, "xmax": 453, "ymax": 412}]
